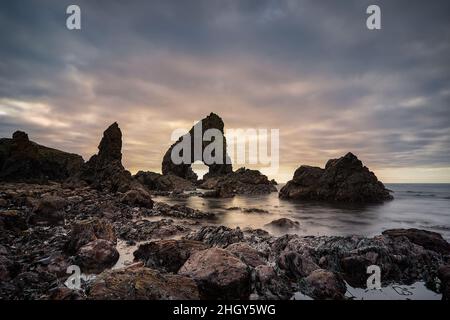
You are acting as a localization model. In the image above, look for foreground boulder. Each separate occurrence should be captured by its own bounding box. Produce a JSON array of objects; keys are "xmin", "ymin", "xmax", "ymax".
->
[
  {"xmin": 75, "ymin": 239, "xmax": 119, "ymax": 274},
  {"xmin": 133, "ymin": 239, "xmax": 208, "ymax": 273},
  {"xmin": 265, "ymin": 218, "xmax": 300, "ymax": 230},
  {"xmin": 65, "ymin": 218, "xmax": 116, "ymax": 254},
  {"xmin": 0, "ymin": 131, "xmax": 83, "ymax": 183},
  {"xmin": 120, "ymin": 188, "xmax": 154, "ymax": 209},
  {"xmin": 178, "ymin": 247, "xmax": 250, "ymax": 299},
  {"xmin": 280, "ymin": 152, "xmax": 392, "ymax": 202},
  {"xmin": 88, "ymin": 266, "xmax": 199, "ymax": 300}
]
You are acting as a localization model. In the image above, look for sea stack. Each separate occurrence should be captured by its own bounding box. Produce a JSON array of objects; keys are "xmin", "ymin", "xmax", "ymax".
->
[
  {"xmin": 161, "ymin": 112, "xmax": 233, "ymax": 181},
  {"xmin": 279, "ymin": 152, "xmax": 393, "ymax": 203},
  {"xmin": 76, "ymin": 122, "xmax": 140, "ymax": 193}
]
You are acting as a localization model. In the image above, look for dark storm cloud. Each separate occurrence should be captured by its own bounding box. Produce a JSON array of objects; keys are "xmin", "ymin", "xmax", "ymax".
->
[{"xmin": 0, "ymin": 0, "xmax": 449, "ymax": 181}]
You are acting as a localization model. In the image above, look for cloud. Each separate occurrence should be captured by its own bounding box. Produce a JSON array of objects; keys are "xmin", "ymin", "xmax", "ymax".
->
[{"xmin": 0, "ymin": 0, "xmax": 449, "ymax": 182}]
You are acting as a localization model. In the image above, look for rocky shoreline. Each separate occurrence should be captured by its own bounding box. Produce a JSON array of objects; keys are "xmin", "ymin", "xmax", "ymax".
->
[{"xmin": 0, "ymin": 181, "xmax": 449, "ymax": 300}]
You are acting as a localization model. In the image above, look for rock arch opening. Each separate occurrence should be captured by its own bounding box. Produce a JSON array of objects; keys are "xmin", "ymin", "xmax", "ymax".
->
[{"xmin": 162, "ymin": 113, "xmax": 233, "ymax": 181}]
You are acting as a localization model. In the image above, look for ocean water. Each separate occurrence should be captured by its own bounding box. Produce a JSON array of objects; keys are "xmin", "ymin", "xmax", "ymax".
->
[{"xmin": 155, "ymin": 184, "xmax": 450, "ymax": 241}]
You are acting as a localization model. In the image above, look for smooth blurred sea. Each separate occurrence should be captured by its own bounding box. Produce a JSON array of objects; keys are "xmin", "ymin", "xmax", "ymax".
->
[{"xmin": 156, "ymin": 184, "xmax": 450, "ymax": 240}]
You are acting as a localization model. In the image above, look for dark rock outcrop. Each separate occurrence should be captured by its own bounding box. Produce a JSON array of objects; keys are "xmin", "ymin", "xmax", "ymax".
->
[
  {"xmin": 200, "ymin": 167, "xmax": 277, "ymax": 197},
  {"xmin": 178, "ymin": 247, "xmax": 251, "ymax": 299},
  {"xmin": 265, "ymin": 218, "xmax": 300, "ymax": 230},
  {"xmin": 280, "ymin": 152, "xmax": 392, "ymax": 202},
  {"xmin": 382, "ymin": 228, "xmax": 450, "ymax": 255},
  {"xmin": 162, "ymin": 113, "xmax": 232, "ymax": 181},
  {"xmin": 134, "ymin": 171, "xmax": 194, "ymax": 193},
  {"xmin": 0, "ymin": 131, "xmax": 83, "ymax": 183},
  {"xmin": 184, "ymin": 226, "xmax": 244, "ymax": 248}
]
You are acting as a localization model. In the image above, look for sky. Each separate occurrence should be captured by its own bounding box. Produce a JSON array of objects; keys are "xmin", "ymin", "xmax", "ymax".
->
[{"xmin": 0, "ymin": 0, "xmax": 449, "ymax": 183}]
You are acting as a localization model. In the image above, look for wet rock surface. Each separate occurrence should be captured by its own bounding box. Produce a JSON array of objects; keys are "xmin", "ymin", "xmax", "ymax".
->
[
  {"xmin": 280, "ymin": 152, "xmax": 393, "ymax": 203},
  {"xmin": 152, "ymin": 202, "xmax": 214, "ymax": 219},
  {"xmin": 200, "ymin": 168, "xmax": 277, "ymax": 197},
  {"xmin": 184, "ymin": 225, "xmax": 244, "ymax": 248},
  {"xmin": 134, "ymin": 171, "xmax": 195, "ymax": 193},
  {"xmin": 88, "ymin": 266, "xmax": 200, "ymax": 300},
  {"xmin": 134, "ymin": 239, "xmax": 209, "ymax": 273},
  {"xmin": 178, "ymin": 247, "xmax": 251, "ymax": 299},
  {"xmin": 438, "ymin": 265, "xmax": 450, "ymax": 300}
]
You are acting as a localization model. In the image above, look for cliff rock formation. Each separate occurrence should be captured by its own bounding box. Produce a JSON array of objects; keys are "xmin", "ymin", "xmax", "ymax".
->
[{"xmin": 0, "ymin": 131, "xmax": 83, "ymax": 183}]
